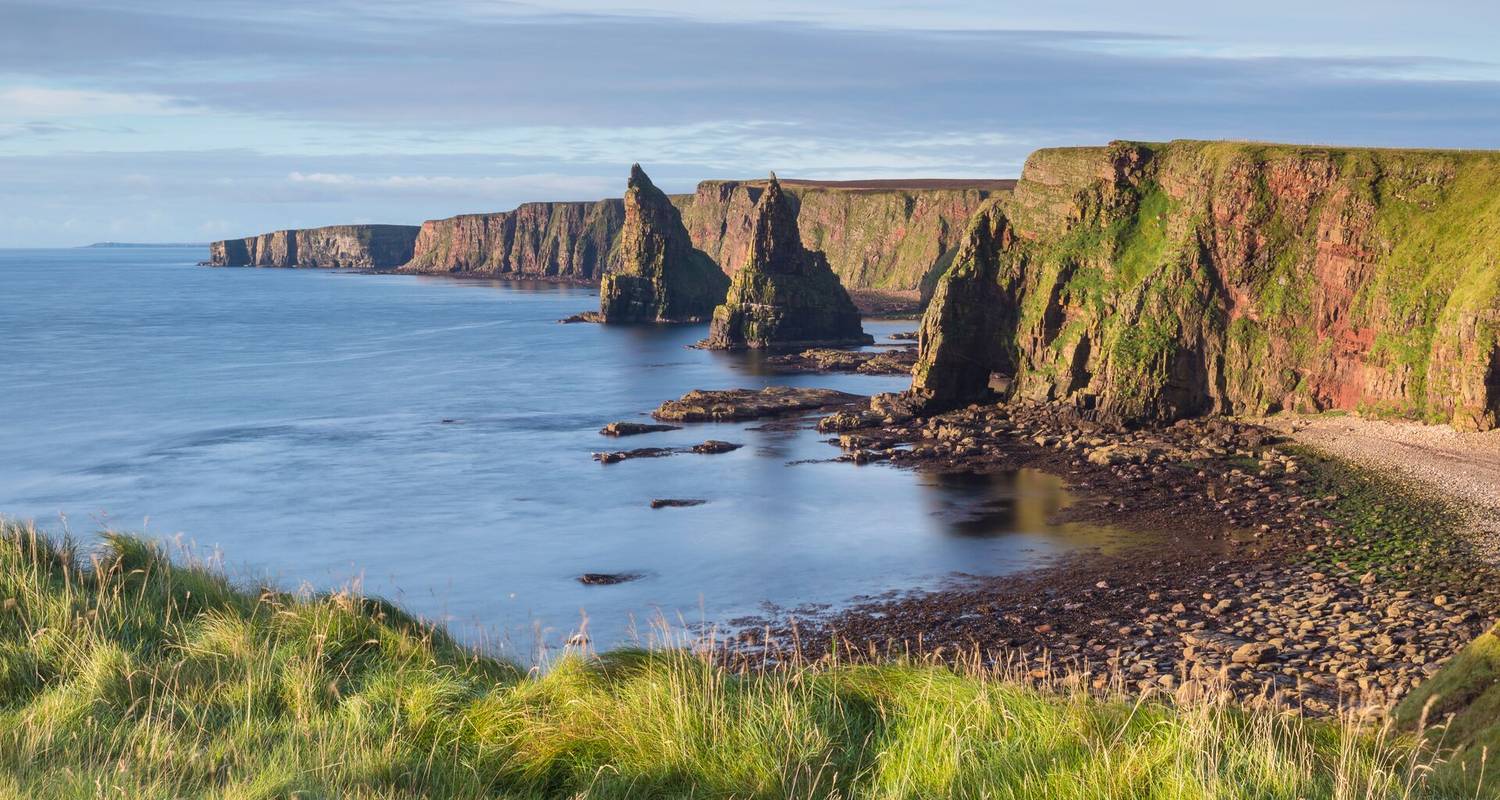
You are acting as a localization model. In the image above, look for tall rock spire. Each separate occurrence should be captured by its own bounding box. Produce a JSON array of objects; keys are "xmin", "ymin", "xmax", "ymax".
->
[
  {"xmin": 599, "ymin": 164, "xmax": 729, "ymax": 323},
  {"xmin": 704, "ymin": 174, "xmax": 871, "ymax": 349}
]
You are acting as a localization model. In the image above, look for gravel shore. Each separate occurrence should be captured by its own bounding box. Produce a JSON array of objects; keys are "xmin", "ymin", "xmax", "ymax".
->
[{"xmin": 1270, "ymin": 414, "xmax": 1500, "ymax": 563}]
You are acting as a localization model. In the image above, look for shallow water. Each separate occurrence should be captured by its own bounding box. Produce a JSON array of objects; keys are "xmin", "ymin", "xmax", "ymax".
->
[{"xmin": 0, "ymin": 247, "xmax": 1139, "ymax": 656}]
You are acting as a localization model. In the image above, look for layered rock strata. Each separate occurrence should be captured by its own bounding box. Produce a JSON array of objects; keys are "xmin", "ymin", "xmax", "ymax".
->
[
  {"xmin": 399, "ymin": 201, "xmax": 624, "ymax": 280},
  {"xmin": 676, "ymin": 178, "xmax": 1009, "ymax": 294},
  {"xmin": 208, "ymin": 225, "xmax": 419, "ymax": 268},
  {"xmin": 398, "ymin": 180, "xmax": 1003, "ymax": 291},
  {"xmin": 705, "ymin": 176, "xmax": 872, "ymax": 349},
  {"xmin": 598, "ymin": 165, "xmax": 729, "ymax": 322},
  {"xmin": 913, "ymin": 140, "xmax": 1500, "ymax": 430}
]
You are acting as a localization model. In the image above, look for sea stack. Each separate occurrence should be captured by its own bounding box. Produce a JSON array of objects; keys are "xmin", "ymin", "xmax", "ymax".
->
[
  {"xmin": 598, "ymin": 164, "xmax": 729, "ymax": 323},
  {"xmin": 704, "ymin": 174, "xmax": 871, "ymax": 349}
]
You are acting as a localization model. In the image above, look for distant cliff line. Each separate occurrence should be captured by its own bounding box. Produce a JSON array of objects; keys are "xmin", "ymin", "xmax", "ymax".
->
[{"xmin": 207, "ymin": 178, "xmax": 1015, "ymax": 296}]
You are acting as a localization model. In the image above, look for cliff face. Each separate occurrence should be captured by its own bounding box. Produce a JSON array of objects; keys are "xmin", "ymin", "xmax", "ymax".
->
[
  {"xmin": 599, "ymin": 165, "xmax": 729, "ymax": 323},
  {"xmin": 399, "ymin": 201, "xmax": 625, "ymax": 280},
  {"xmin": 913, "ymin": 140, "xmax": 1500, "ymax": 430},
  {"xmin": 396, "ymin": 180, "xmax": 1004, "ymax": 291},
  {"xmin": 705, "ymin": 176, "xmax": 870, "ymax": 349},
  {"xmin": 678, "ymin": 179, "xmax": 1007, "ymax": 294},
  {"xmin": 208, "ymin": 225, "xmax": 419, "ymax": 269}
]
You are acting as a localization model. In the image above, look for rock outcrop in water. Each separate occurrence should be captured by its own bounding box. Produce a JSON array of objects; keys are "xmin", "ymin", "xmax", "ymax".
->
[
  {"xmin": 208, "ymin": 225, "xmax": 419, "ymax": 268},
  {"xmin": 399, "ymin": 201, "xmax": 624, "ymax": 280},
  {"xmin": 705, "ymin": 176, "xmax": 872, "ymax": 349},
  {"xmin": 912, "ymin": 140, "xmax": 1500, "ymax": 430},
  {"xmin": 598, "ymin": 165, "xmax": 729, "ymax": 322}
]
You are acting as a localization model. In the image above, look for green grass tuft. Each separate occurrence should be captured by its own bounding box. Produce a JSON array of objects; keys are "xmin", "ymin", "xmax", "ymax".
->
[{"xmin": 0, "ymin": 519, "xmax": 1484, "ymax": 798}]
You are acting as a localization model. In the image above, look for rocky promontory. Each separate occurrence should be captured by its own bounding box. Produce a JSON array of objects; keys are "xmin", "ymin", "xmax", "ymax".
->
[
  {"xmin": 399, "ymin": 200, "xmax": 624, "ymax": 280},
  {"xmin": 705, "ymin": 175, "xmax": 872, "ymax": 349},
  {"xmin": 598, "ymin": 165, "xmax": 730, "ymax": 322},
  {"xmin": 209, "ymin": 224, "xmax": 420, "ymax": 268},
  {"xmin": 912, "ymin": 140, "xmax": 1500, "ymax": 430}
]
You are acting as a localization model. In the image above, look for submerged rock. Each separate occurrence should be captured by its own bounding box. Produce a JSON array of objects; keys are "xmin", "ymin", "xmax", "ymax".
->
[
  {"xmin": 600, "ymin": 421, "xmax": 682, "ymax": 436},
  {"xmin": 650, "ymin": 498, "xmax": 707, "ymax": 509},
  {"xmin": 577, "ymin": 572, "xmax": 643, "ymax": 585},
  {"xmin": 704, "ymin": 175, "xmax": 872, "ymax": 349},
  {"xmin": 653, "ymin": 387, "xmax": 864, "ymax": 422},
  {"xmin": 690, "ymin": 440, "xmax": 743, "ymax": 454},
  {"xmin": 593, "ymin": 447, "xmax": 673, "ymax": 464},
  {"xmin": 599, "ymin": 165, "xmax": 730, "ymax": 323}
]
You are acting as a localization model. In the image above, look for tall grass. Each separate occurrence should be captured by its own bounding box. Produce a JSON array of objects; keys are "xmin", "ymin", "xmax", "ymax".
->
[{"xmin": 0, "ymin": 519, "xmax": 1480, "ymax": 799}]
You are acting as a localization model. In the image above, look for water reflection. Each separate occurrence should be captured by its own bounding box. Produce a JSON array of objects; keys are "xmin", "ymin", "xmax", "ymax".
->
[{"xmin": 919, "ymin": 468, "xmax": 1135, "ymax": 552}]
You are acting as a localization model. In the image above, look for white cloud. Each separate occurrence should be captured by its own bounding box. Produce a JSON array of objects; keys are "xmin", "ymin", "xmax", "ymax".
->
[
  {"xmin": 0, "ymin": 86, "xmax": 189, "ymax": 120},
  {"xmin": 285, "ymin": 171, "xmax": 619, "ymax": 199}
]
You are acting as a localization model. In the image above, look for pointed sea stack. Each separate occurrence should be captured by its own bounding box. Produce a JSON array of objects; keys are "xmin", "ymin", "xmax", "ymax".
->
[
  {"xmin": 704, "ymin": 174, "xmax": 872, "ymax": 349},
  {"xmin": 599, "ymin": 165, "xmax": 729, "ymax": 323}
]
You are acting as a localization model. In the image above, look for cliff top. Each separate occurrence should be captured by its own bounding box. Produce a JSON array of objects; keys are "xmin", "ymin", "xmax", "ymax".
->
[
  {"xmin": 695, "ymin": 177, "xmax": 1016, "ymax": 193},
  {"xmin": 1027, "ymin": 139, "xmax": 1500, "ymax": 164}
]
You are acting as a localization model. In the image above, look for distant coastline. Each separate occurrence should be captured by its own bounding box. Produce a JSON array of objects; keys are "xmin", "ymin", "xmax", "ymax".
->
[{"xmin": 83, "ymin": 242, "xmax": 209, "ymax": 248}]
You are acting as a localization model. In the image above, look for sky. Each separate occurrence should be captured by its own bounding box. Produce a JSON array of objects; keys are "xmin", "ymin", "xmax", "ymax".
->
[{"xmin": 2, "ymin": 1, "xmax": 1498, "ymax": 246}]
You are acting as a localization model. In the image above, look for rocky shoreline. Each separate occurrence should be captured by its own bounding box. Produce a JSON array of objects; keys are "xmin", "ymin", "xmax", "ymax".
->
[{"xmin": 709, "ymin": 396, "xmax": 1499, "ymax": 717}]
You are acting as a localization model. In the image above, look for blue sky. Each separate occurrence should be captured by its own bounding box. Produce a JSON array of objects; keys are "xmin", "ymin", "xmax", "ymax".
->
[{"xmin": 2, "ymin": 1, "xmax": 1497, "ymax": 246}]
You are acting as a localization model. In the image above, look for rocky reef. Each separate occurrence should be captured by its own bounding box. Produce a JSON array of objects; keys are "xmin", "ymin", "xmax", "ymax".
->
[
  {"xmin": 705, "ymin": 176, "xmax": 872, "ymax": 349},
  {"xmin": 912, "ymin": 140, "xmax": 1500, "ymax": 430},
  {"xmin": 400, "ymin": 201, "xmax": 624, "ymax": 280},
  {"xmin": 208, "ymin": 225, "xmax": 419, "ymax": 268},
  {"xmin": 677, "ymin": 178, "xmax": 1008, "ymax": 295},
  {"xmin": 598, "ymin": 165, "xmax": 729, "ymax": 322}
]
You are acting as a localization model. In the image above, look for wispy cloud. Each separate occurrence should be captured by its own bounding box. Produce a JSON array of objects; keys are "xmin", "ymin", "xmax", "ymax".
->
[{"xmin": 2, "ymin": 0, "xmax": 1498, "ymax": 245}]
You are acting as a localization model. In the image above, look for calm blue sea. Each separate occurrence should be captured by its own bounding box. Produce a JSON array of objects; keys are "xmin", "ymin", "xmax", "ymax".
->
[{"xmin": 0, "ymin": 247, "xmax": 1134, "ymax": 656}]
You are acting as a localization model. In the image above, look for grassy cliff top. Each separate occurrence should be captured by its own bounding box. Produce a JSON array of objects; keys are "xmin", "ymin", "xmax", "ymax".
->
[
  {"xmin": 694, "ymin": 177, "xmax": 1016, "ymax": 194},
  {"xmin": 0, "ymin": 520, "xmax": 1484, "ymax": 798}
]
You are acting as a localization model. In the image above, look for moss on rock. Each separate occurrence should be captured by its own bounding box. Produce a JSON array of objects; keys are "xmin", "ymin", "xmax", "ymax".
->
[
  {"xmin": 913, "ymin": 140, "xmax": 1500, "ymax": 429},
  {"xmin": 599, "ymin": 165, "xmax": 729, "ymax": 323},
  {"xmin": 705, "ymin": 175, "xmax": 872, "ymax": 349}
]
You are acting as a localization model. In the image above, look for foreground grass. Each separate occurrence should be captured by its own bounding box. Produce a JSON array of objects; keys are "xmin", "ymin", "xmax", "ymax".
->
[{"xmin": 0, "ymin": 520, "xmax": 1480, "ymax": 799}]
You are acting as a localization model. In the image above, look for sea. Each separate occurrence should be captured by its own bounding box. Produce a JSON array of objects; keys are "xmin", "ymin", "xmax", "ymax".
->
[{"xmin": 0, "ymin": 246, "xmax": 1136, "ymax": 657}]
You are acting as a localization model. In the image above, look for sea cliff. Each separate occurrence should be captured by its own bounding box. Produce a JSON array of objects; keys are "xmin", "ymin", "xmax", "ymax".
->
[
  {"xmin": 399, "ymin": 200, "xmax": 625, "ymax": 280},
  {"xmin": 679, "ymin": 178, "xmax": 1010, "ymax": 294},
  {"xmin": 393, "ymin": 180, "xmax": 1006, "ymax": 291},
  {"xmin": 208, "ymin": 225, "xmax": 419, "ymax": 268},
  {"xmin": 912, "ymin": 140, "xmax": 1500, "ymax": 430}
]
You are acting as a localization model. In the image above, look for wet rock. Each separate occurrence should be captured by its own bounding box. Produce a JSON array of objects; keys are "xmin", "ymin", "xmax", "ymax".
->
[
  {"xmin": 767, "ymin": 347, "xmax": 917, "ymax": 375},
  {"xmin": 593, "ymin": 448, "xmax": 673, "ymax": 464},
  {"xmin": 600, "ymin": 421, "xmax": 682, "ymax": 437},
  {"xmin": 577, "ymin": 572, "xmax": 643, "ymax": 585},
  {"xmin": 691, "ymin": 440, "xmax": 743, "ymax": 455},
  {"xmin": 650, "ymin": 498, "xmax": 707, "ymax": 509},
  {"xmin": 559, "ymin": 311, "xmax": 605, "ymax": 324},
  {"xmin": 654, "ymin": 386, "xmax": 863, "ymax": 422}
]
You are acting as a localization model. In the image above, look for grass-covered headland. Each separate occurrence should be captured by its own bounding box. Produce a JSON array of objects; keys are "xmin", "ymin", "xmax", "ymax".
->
[{"xmin": 0, "ymin": 519, "xmax": 1487, "ymax": 799}]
